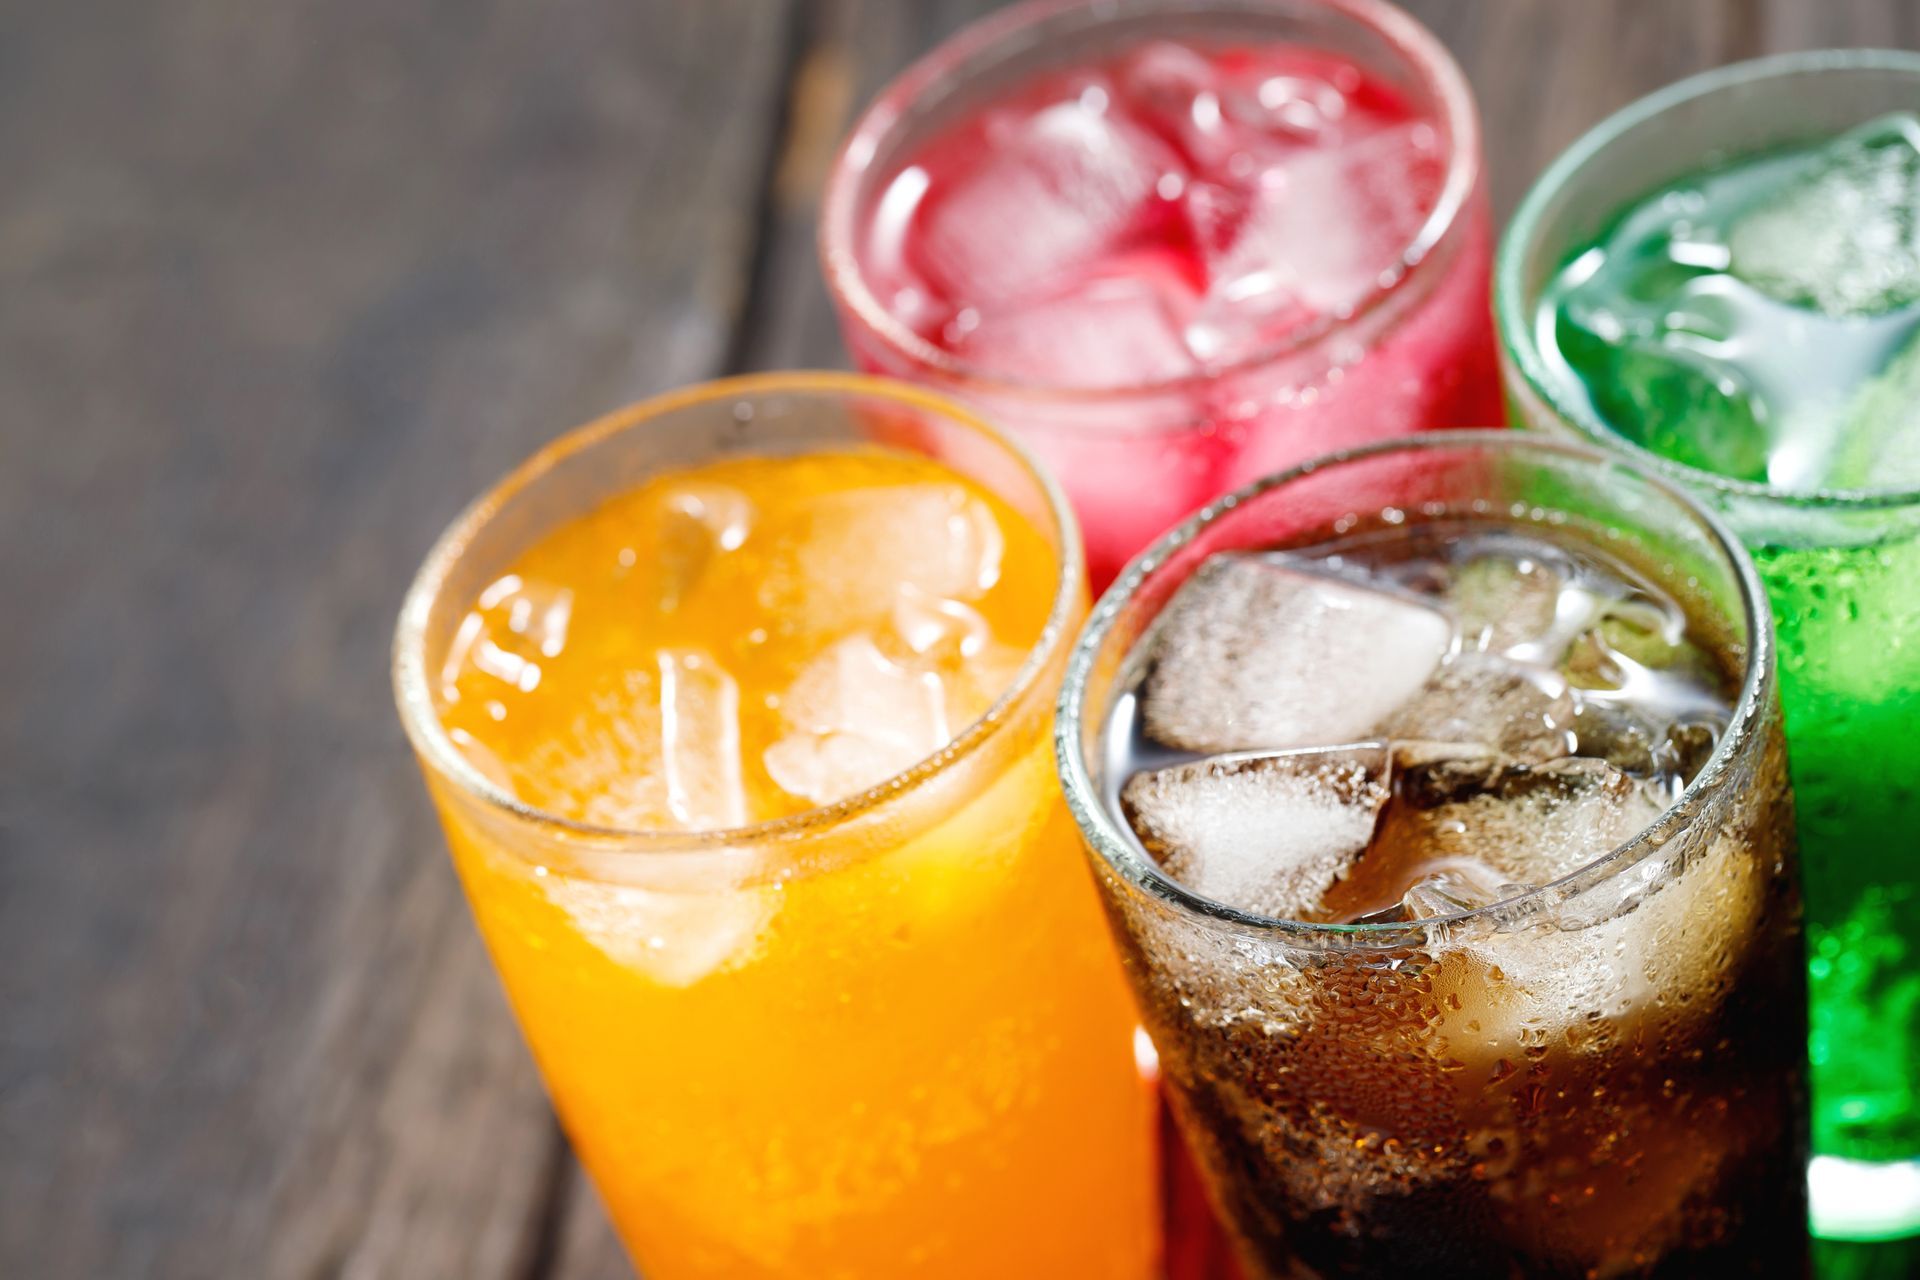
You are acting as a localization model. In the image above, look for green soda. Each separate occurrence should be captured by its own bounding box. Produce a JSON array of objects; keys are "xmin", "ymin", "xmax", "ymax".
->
[{"xmin": 1537, "ymin": 112, "xmax": 1920, "ymax": 1242}]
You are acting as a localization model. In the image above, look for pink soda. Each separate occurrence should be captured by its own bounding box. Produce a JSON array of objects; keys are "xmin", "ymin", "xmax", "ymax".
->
[{"xmin": 823, "ymin": 0, "xmax": 1500, "ymax": 586}]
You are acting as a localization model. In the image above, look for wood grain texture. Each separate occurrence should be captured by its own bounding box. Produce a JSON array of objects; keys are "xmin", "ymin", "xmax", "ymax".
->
[
  {"xmin": 0, "ymin": 1, "xmax": 793, "ymax": 1276},
  {"xmin": 738, "ymin": 0, "xmax": 1017, "ymax": 372},
  {"xmin": 4, "ymin": 1, "xmax": 1917, "ymax": 1278},
  {"xmin": 1765, "ymin": 0, "xmax": 1920, "ymax": 51}
]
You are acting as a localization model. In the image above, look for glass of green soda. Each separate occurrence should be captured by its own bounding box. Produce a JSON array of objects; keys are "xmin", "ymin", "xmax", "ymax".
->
[{"xmin": 1495, "ymin": 50, "xmax": 1920, "ymax": 1249}]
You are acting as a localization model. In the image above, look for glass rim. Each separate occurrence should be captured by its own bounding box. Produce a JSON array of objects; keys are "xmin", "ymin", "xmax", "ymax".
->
[
  {"xmin": 1054, "ymin": 428, "xmax": 1777, "ymax": 944},
  {"xmin": 1494, "ymin": 47, "xmax": 1920, "ymax": 511},
  {"xmin": 818, "ymin": 0, "xmax": 1483, "ymax": 405},
  {"xmin": 392, "ymin": 371, "xmax": 1085, "ymax": 854}
]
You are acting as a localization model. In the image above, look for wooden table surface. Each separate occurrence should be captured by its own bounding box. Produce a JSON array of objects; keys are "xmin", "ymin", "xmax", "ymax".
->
[{"xmin": 7, "ymin": 2, "xmax": 1918, "ymax": 1276}]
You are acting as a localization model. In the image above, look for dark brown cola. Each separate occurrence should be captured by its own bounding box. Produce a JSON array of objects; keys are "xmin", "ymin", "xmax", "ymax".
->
[{"xmin": 1093, "ymin": 520, "xmax": 1809, "ymax": 1278}]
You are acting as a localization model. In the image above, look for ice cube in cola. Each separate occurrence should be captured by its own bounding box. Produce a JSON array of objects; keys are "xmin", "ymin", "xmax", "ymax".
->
[
  {"xmin": 1097, "ymin": 514, "xmax": 1807, "ymax": 1278},
  {"xmin": 1120, "ymin": 743, "xmax": 1391, "ymax": 921}
]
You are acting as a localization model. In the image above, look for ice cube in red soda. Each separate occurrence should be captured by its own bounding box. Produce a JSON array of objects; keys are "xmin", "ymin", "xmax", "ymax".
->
[{"xmin": 859, "ymin": 40, "xmax": 1446, "ymax": 391}]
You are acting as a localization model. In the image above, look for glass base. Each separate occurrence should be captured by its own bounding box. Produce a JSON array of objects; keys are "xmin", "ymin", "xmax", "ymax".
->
[
  {"xmin": 1811, "ymin": 1154, "xmax": 1920, "ymax": 1242},
  {"xmin": 1814, "ymin": 1235, "xmax": 1920, "ymax": 1280}
]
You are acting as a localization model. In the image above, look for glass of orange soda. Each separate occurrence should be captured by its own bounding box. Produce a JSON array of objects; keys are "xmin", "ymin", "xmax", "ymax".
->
[{"xmin": 392, "ymin": 373, "xmax": 1157, "ymax": 1278}]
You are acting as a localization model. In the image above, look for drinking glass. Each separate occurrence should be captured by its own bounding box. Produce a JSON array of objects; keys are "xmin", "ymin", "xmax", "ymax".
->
[
  {"xmin": 394, "ymin": 374, "xmax": 1156, "ymax": 1278},
  {"xmin": 1496, "ymin": 52, "xmax": 1920, "ymax": 1244},
  {"xmin": 1057, "ymin": 431, "xmax": 1809, "ymax": 1278},
  {"xmin": 821, "ymin": 0, "xmax": 1500, "ymax": 587}
]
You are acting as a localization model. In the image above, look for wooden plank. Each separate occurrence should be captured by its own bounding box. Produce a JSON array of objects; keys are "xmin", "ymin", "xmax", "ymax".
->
[
  {"xmin": 545, "ymin": 1166, "xmax": 635, "ymax": 1280},
  {"xmin": 736, "ymin": 0, "xmax": 1012, "ymax": 372},
  {"xmin": 0, "ymin": 1, "xmax": 795, "ymax": 1276},
  {"xmin": 1764, "ymin": 0, "xmax": 1920, "ymax": 51},
  {"xmin": 1399, "ymin": 0, "xmax": 1764, "ymax": 221}
]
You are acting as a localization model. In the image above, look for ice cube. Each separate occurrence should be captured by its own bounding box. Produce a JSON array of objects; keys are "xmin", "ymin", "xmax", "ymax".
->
[
  {"xmin": 1564, "ymin": 315, "xmax": 1775, "ymax": 486},
  {"xmin": 787, "ymin": 483, "xmax": 1005, "ymax": 629},
  {"xmin": 949, "ymin": 271, "xmax": 1202, "ymax": 389},
  {"xmin": 1562, "ymin": 612, "xmax": 1727, "ymax": 727},
  {"xmin": 1431, "ymin": 808, "xmax": 1769, "ymax": 1068},
  {"xmin": 879, "ymin": 585, "xmax": 1028, "ymax": 734},
  {"xmin": 439, "ymin": 574, "xmax": 575, "ymax": 702},
  {"xmin": 1220, "ymin": 65, "xmax": 1354, "ymax": 143},
  {"xmin": 763, "ymin": 633, "xmax": 951, "ymax": 805},
  {"xmin": 518, "ymin": 677, "xmax": 671, "ymax": 828},
  {"xmin": 543, "ymin": 876, "xmax": 775, "ymax": 987},
  {"xmin": 655, "ymin": 649, "xmax": 747, "ymax": 829},
  {"xmin": 447, "ymin": 725, "xmax": 519, "ymax": 795},
  {"xmin": 1445, "ymin": 546, "xmax": 1602, "ymax": 662},
  {"xmin": 1118, "ymin": 42, "xmax": 1361, "ymax": 168},
  {"xmin": 1654, "ymin": 716, "xmax": 1723, "ymax": 787},
  {"xmin": 652, "ymin": 482, "xmax": 754, "ymax": 613},
  {"xmin": 1188, "ymin": 120, "xmax": 1442, "ymax": 356},
  {"xmin": 1389, "ymin": 738, "xmax": 1500, "ymax": 770},
  {"xmin": 914, "ymin": 89, "xmax": 1183, "ymax": 307},
  {"xmin": 1120, "ymin": 743, "xmax": 1391, "ymax": 919},
  {"xmin": 1116, "ymin": 41, "xmax": 1240, "ymax": 171},
  {"xmin": 1381, "ymin": 653, "xmax": 1576, "ymax": 763},
  {"xmin": 1448, "ymin": 553, "xmax": 1560, "ymax": 654},
  {"xmin": 887, "ymin": 582, "xmax": 991, "ymax": 664},
  {"xmin": 1821, "ymin": 326, "xmax": 1920, "ymax": 490},
  {"xmin": 1172, "ymin": 179, "xmax": 1317, "ymax": 363},
  {"xmin": 1571, "ymin": 699, "xmax": 1723, "ymax": 800},
  {"xmin": 1569, "ymin": 700, "xmax": 1662, "ymax": 777},
  {"xmin": 1385, "ymin": 755, "xmax": 1668, "ymax": 886},
  {"xmin": 1729, "ymin": 112, "xmax": 1920, "ymax": 317},
  {"xmin": 1140, "ymin": 553, "xmax": 1453, "ymax": 754},
  {"xmin": 1400, "ymin": 857, "xmax": 1511, "ymax": 920},
  {"xmin": 1596, "ymin": 593, "xmax": 1690, "ymax": 661}
]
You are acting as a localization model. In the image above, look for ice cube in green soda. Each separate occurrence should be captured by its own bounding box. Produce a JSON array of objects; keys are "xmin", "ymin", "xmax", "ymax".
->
[
  {"xmin": 1541, "ymin": 110, "xmax": 1920, "ymax": 495},
  {"xmin": 1729, "ymin": 112, "xmax": 1920, "ymax": 318}
]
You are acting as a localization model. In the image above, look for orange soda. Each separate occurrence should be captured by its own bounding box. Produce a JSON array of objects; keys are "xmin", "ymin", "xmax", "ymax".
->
[{"xmin": 404, "ymin": 381, "xmax": 1156, "ymax": 1279}]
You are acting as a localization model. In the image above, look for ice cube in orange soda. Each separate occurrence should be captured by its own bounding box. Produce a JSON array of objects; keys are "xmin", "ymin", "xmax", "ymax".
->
[{"xmin": 425, "ymin": 446, "xmax": 1156, "ymax": 1278}]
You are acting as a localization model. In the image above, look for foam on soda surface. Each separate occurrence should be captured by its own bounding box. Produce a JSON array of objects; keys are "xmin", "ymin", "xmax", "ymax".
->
[
  {"xmin": 860, "ymin": 40, "xmax": 1445, "ymax": 389},
  {"xmin": 434, "ymin": 449, "xmax": 1053, "ymax": 982},
  {"xmin": 1541, "ymin": 112, "xmax": 1920, "ymax": 492}
]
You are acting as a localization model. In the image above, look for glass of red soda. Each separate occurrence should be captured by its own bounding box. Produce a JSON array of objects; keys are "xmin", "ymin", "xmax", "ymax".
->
[{"xmin": 822, "ymin": 0, "xmax": 1501, "ymax": 586}]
